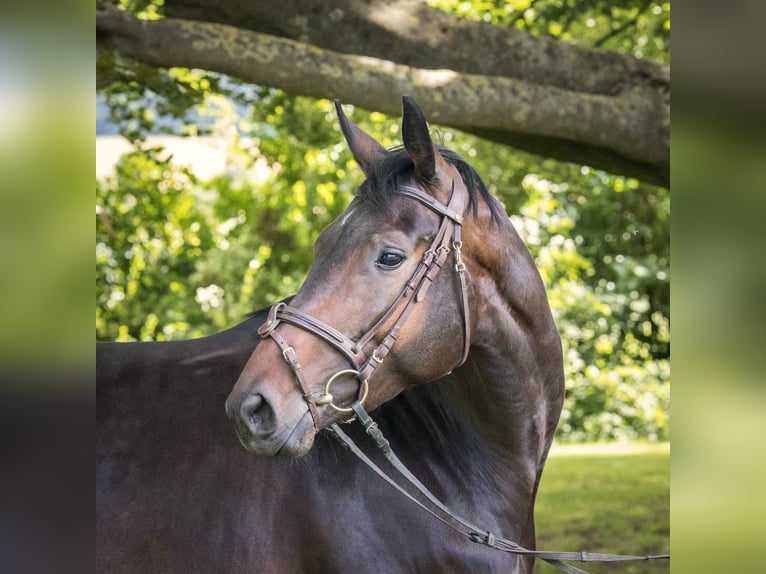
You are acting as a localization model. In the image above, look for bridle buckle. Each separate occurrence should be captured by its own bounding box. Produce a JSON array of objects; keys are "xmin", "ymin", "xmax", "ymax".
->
[
  {"xmin": 282, "ymin": 346, "xmax": 296, "ymax": 362},
  {"xmin": 453, "ymin": 240, "xmax": 466, "ymax": 272}
]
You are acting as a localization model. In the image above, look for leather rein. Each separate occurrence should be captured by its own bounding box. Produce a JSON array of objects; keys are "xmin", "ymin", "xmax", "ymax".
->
[{"xmin": 256, "ymin": 178, "xmax": 669, "ymax": 574}]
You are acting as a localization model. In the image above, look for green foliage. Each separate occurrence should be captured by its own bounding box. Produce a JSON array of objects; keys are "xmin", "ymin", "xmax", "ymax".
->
[
  {"xmin": 508, "ymin": 170, "xmax": 669, "ymax": 441},
  {"xmin": 96, "ymin": 2, "xmax": 669, "ymax": 441},
  {"xmin": 96, "ymin": 146, "xmax": 213, "ymax": 340},
  {"xmin": 428, "ymin": 0, "xmax": 670, "ymax": 63},
  {"xmin": 97, "ymin": 96, "xmax": 372, "ymax": 340}
]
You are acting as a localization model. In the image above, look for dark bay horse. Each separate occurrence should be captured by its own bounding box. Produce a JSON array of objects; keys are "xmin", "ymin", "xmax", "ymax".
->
[{"xmin": 97, "ymin": 97, "xmax": 564, "ymax": 573}]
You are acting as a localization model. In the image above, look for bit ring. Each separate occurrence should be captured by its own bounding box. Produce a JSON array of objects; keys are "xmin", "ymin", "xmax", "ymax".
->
[{"xmin": 315, "ymin": 369, "xmax": 369, "ymax": 413}]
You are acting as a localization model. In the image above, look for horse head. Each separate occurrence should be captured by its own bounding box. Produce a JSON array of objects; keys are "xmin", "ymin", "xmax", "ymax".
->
[{"xmin": 226, "ymin": 97, "xmax": 503, "ymax": 456}]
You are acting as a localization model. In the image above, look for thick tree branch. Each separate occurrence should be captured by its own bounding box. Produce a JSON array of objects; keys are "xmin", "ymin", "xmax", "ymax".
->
[
  {"xmin": 97, "ymin": 5, "xmax": 669, "ymax": 185},
  {"xmin": 165, "ymin": 0, "xmax": 669, "ymax": 98}
]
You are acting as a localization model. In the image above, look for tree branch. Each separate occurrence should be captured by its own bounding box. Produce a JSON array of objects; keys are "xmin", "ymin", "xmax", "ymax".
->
[
  {"xmin": 165, "ymin": 0, "xmax": 669, "ymax": 98},
  {"xmin": 97, "ymin": 5, "xmax": 668, "ymax": 185}
]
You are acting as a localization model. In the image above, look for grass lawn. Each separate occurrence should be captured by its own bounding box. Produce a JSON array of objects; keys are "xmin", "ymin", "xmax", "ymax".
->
[{"xmin": 533, "ymin": 442, "xmax": 670, "ymax": 574}]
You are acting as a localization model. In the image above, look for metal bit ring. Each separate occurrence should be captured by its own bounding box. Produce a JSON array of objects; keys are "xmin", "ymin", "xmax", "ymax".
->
[{"xmin": 315, "ymin": 369, "xmax": 369, "ymax": 413}]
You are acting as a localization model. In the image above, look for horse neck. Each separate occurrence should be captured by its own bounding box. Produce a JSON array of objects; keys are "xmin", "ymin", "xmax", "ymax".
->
[
  {"xmin": 371, "ymin": 363, "xmax": 546, "ymax": 548},
  {"xmin": 465, "ymin": 216, "xmax": 564, "ymax": 462},
  {"xmin": 374, "ymin": 215, "xmax": 564, "ymax": 542}
]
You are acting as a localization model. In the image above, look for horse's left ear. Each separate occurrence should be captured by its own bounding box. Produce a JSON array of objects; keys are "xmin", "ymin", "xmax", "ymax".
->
[
  {"xmin": 401, "ymin": 96, "xmax": 436, "ymax": 182},
  {"xmin": 335, "ymin": 100, "xmax": 386, "ymax": 177}
]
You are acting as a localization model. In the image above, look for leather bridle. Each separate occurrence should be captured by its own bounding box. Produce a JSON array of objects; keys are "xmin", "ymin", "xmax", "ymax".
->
[{"xmin": 257, "ymin": 174, "xmax": 471, "ymax": 427}]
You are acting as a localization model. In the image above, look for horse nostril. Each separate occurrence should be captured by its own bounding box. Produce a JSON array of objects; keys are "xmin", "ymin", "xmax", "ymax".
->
[{"xmin": 240, "ymin": 393, "xmax": 276, "ymax": 437}]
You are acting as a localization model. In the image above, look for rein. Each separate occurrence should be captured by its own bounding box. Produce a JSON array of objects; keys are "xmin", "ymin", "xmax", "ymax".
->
[
  {"xmin": 328, "ymin": 404, "xmax": 669, "ymax": 574},
  {"xmin": 257, "ymin": 178, "xmax": 669, "ymax": 573}
]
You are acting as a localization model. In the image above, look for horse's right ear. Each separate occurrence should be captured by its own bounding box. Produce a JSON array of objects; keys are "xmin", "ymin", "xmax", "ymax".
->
[
  {"xmin": 335, "ymin": 101, "xmax": 386, "ymax": 177},
  {"xmin": 401, "ymin": 96, "xmax": 436, "ymax": 182}
]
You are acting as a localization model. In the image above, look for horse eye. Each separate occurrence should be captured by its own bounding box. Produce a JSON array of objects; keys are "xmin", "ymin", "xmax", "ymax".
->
[{"xmin": 376, "ymin": 252, "xmax": 404, "ymax": 269}]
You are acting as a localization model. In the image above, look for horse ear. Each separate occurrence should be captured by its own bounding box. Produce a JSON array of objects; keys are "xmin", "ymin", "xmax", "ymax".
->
[
  {"xmin": 401, "ymin": 96, "xmax": 435, "ymax": 182},
  {"xmin": 335, "ymin": 100, "xmax": 386, "ymax": 177}
]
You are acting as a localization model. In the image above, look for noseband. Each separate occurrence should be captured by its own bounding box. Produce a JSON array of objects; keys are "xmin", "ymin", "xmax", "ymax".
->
[{"xmin": 257, "ymin": 176, "xmax": 471, "ymax": 427}]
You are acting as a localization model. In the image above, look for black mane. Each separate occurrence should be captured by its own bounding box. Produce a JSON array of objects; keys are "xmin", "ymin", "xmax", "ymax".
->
[{"xmin": 357, "ymin": 146, "xmax": 504, "ymax": 225}]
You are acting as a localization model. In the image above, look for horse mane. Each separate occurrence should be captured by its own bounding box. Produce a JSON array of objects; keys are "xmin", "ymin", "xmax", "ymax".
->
[
  {"xmin": 371, "ymin": 373, "xmax": 512, "ymax": 492},
  {"xmin": 357, "ymin": 146, "xmax": 505, "ymax": 225}
]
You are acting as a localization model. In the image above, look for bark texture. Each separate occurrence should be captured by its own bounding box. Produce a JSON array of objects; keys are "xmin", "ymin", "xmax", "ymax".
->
[{"xmin": 97, "ymin": 0, "xmax": 669, "ymax": 185}]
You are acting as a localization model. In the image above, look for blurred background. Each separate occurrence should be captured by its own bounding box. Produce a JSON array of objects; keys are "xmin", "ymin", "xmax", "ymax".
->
[{"xmin": 4, "ymin": 0, "xmax": 766, "ymax": 572}]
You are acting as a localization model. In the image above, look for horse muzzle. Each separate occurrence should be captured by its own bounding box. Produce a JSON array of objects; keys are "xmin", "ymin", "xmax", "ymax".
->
[{"xmin": 225, "ymin": 383, "xmax": 316, "ymax": 457}]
